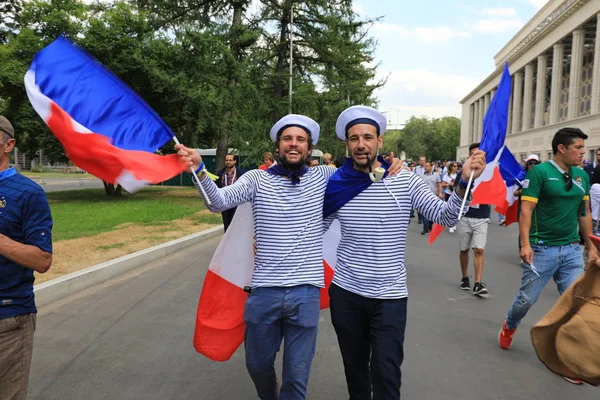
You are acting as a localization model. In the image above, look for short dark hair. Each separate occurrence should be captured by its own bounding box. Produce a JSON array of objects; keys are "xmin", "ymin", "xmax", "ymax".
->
[
  {"xmin": 334, "ymin": 156, "xmax": 345, "ymax": 168},
  {"xmin": 225, "ymin": 153, "xmax": 236, "ymax": 161},
  {"xmin": 468, "ymin": 142, "xmax": 480, "ymax": 153},
  {"xmin": 551, "ymin": 127, "xmax": 588, "ymax": 154}
]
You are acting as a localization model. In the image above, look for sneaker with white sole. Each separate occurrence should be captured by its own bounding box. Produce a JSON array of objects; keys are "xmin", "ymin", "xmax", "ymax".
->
[{"xmin": 473, "ymin": 282, "xmax": 489, "ymax": 297}]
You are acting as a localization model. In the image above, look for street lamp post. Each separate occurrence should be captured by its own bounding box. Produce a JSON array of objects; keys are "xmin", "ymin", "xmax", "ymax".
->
[{"xmin": 288, "ymin": 4, "xmax": 294, "ymax": 114}]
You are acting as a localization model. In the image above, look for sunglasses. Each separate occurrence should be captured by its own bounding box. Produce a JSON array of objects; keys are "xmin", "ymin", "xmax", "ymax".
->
[
  {"xmin": 526, "ymin": 161, "xmax": 540, "ymax": 166},
  {"xmin": 563, "ymin": 172, "xmax": 573, "ymax": 191}
]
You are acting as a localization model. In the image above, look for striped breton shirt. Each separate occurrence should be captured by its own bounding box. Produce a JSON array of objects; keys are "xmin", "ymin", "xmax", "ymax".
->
[
  {"xmin": 326, "ymin": 170, "xmax": 467, "ymax": 299},
  {"xmin": 198, "ymin": 166, "xmax": 336, "ymax": 288}
]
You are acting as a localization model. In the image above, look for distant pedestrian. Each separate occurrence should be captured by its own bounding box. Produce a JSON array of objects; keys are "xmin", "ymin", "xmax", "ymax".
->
[
  {"xmin": 0, "ymin": 116, "xmax": 54, "ymax": 400},
  {"xmin": 216, "ymin": 153, "xmax": 245, "ymax": 232}
]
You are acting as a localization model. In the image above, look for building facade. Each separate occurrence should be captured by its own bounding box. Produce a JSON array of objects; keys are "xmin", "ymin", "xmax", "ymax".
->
[{"xmin": 458, "ymin": 0, "xmax": 600, "ymax": 163}]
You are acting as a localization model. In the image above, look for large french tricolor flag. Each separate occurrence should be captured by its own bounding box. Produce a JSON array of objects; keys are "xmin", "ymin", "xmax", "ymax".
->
[
  {"xmin": 429, "ymin": 63, "xmax": 513, "ymax": 244},
  {"xmin": 24, "ymin": 37, "xmax": 185, "ymax": 193},
  {"xmin": 193, "ymin": 203, "xmax": 338, "ymax": 361}
]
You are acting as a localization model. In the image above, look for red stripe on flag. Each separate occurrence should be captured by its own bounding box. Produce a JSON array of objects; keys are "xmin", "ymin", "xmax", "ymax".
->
[
  {"xmin": 194, "ymin": 269, "xmax": 247, "ymax": 362},
  {"xmin": 320, "ymin": 261, "xmax": 335, "ymax": 309},
  {"xmin": 47, "ymin": 102, "xmax": 185, "ymax": 184},
  {"xmin": 471, "ymin": 166, "xmax": 507, "ymax": 208},
  {"xmin": 428, "ymin": 223, "xmax": 445, "ymax": 245},
  {"xmin": 502, "ymin": 200, "xmax": 519, "ymax": 226}
]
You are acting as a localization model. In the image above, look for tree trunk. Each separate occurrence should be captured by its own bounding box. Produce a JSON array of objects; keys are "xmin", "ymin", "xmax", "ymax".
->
[
  {"xmin": 215, "ymin": 1, "xmax": 246, "ymax": 173},
  {"xmin": 273, "ymin": 3, "xmax": 290, "ymax": 101},
  {"xmin": 103, "ymin": 181, "xmax": 123, "ymax": 197}
]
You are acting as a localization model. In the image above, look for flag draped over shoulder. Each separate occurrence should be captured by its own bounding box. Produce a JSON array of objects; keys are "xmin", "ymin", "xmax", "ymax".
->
[
  {"xmin": 194, "ymin": 204, "xmax": 338, "ymax": 362},
  {"xmin": 429, "ymin": 63, "xmax": 512, "ymax": 244},
  {"xmin": 24, "ymin": 36, "xmax": 185, "ymax": 193}
]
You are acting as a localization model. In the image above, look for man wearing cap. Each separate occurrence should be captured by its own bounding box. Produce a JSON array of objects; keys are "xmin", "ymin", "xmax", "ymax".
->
[
  {"xmin": 176, "ymin": 114, "xmax": 403, "ymax": 400},
  {"xmin": 498, "ymin": 127, "xmax": 598, "ymax": 385},
  {"xmin": 323, "ymin": 105, "xmax": 486, "ymax": 400},
  {"xmin": 0, "ymin": 116, "xmax": 53, "ymax": 399}
]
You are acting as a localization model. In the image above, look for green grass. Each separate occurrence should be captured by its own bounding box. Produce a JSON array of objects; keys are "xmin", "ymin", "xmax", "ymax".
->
[{"xmin": 47, "ymin": 187, "xmax": 221, "ymax": 241}]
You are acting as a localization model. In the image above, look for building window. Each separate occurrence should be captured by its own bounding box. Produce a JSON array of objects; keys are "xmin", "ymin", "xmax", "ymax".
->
[
  {"xmin": 559, "ymin": 71, "xmax": 569, "ymax": 121},
  {"xmin": 580, "ymin": 48, "xmax": 594, "ymax": 117}
]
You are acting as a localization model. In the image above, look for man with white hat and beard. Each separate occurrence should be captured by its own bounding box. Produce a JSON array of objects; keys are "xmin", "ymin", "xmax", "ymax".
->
[
  {"xmin": 176, "ymin": 114, "xmax": 403, "ymax": 400},
  {"xmin": 323, "ymin": 105, "xmax": 487, "ymax": 400}
]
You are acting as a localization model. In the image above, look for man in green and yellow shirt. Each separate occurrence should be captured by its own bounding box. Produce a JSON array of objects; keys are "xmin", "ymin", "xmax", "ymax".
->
[{"xmin": 498, "ymin": 128, "xmax": 598, "ymax": 375}]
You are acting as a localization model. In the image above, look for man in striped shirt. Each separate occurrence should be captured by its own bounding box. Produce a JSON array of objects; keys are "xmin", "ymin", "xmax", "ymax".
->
[
  {"xmin": 324, "ymin": 105, "xmax": 486, "ymax": 400},
  {"xmin": 176, "ymin": 114, "xmax": 402, "ymax": 400}
]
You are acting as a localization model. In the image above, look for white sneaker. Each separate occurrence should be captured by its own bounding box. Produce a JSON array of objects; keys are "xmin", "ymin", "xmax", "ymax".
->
[{"xmin": 449, "ymin": 227, "xmax": 455, "ymax": 233}]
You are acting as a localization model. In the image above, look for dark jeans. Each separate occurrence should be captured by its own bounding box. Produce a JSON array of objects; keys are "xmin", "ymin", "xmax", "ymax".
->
[
  {"xmin": 221, "ymin": 207, "xmax": 237, "ymax": 232},
  {"xmin": 422, "ymin": 217, "xmax": 430, "ymax": 232},
  {"xmin": 329, "ymin": 284, "xmax": 408, "ymax": 400},
  {"xmin": 244, "ymin": 285, "xmax": 320, "ymax": 400}
]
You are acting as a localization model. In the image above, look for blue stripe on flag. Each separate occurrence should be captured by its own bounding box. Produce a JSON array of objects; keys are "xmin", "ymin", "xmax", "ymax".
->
[{"xmin": 30, "ymin": 36, "xmax": 174, "ymax": 152}]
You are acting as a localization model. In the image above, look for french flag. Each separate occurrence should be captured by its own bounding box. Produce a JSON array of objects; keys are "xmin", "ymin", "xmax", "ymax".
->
[
  {"xmin": 24, "ymin": 37, "xmax": 185, "ymax": 193},
  {"xmin": 194, "ymin": 203, "xmax": 338, "ymax": 361},
  {"xmin": 430, "ymin": 63, "xmax": 513, "ymax": 244}
]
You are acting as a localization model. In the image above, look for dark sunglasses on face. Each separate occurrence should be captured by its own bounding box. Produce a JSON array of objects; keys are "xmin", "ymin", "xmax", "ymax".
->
[
  {"xmin": 526, "ymin": 161, "xmax": 540, "ymax": 166},
  {"xmin": 563, "ymin": 172, "xmax": 573, "ymax": 191}
]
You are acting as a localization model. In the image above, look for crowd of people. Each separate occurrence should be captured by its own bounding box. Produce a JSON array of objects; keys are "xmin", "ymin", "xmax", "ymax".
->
[{"xmin": 1, "ymin": 106, "xmax": 599, "ymax": 399}]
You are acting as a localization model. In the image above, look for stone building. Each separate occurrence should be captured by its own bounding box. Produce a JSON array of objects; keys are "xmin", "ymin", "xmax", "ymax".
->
[{"xmin": 458, "ymin": 0, "xmax": 600, "ymax": 163}]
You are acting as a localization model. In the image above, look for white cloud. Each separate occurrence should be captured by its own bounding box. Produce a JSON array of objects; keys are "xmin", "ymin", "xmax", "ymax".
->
[
  {"xmin": 472, "ymin": 19, "xmax": 523, "ymax": 34},
  {"xmin": 372, "ymin": 69, "xmax": 484, "ymax": 124},
  {"xmin": 373, "ymin": 22, "xmax": 471, "ymax": 43},
  {"xmin": 378, "ymin": 69, "xmax": 482, "ymax": 99},
  {"xmin": 525, "ymin": 0, "xmax": 549, "ymax": 9},
  {"xmin": 481, "ymin": 7, "xmax": 517, "ymax": 17},
  {"xmin": 352, "ymin": 2, "xmax": 365, "ymax": 15}
]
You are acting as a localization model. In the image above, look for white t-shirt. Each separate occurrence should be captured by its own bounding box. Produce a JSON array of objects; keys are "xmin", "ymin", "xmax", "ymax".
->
[
  {"xmin": 442, "ymin": 173, "xmax": 457, "ymax": 195},
  {"xmin": 591, "ymin": 183, "xmax": 600, "ymax": 220}
]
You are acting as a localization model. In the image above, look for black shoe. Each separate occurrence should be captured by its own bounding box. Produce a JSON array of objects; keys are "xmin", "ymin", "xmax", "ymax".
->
[
  {"xmin": 473, "ymin": 282, "xmax": 489, "ymax": 297},
  {"xmin": 460, "ymin": 276, "xmax": 470, "ymax": 290},
  {"xmin": 417, "ymin": 220, "xmax": 422, "ymax": 224},
  {"xmin": 421, "ymin": 230, "xmax": 427, "ymax": 235}
]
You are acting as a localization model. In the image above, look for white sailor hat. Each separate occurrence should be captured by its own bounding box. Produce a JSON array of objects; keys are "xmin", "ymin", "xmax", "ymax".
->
[
  {"xmin": 270, "ymin": 114, "xmax": 320, "ymax": 145},
  {"xmin": 335, "ymin": 105, "xmax": 387, "ymax": 140}
]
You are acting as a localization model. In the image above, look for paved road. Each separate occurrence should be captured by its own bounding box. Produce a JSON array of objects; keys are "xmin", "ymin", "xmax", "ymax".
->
[
  {"xmin": 31, "ymin": 177, "xmax": 105, "ymax": 192},
  {"xmin": 29, "ymin": 219, "xmax": 597, "ymax": 399}
]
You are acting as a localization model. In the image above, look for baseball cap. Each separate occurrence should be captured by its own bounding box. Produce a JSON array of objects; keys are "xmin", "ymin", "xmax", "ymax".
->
[
  {"xmin": 0, "ymin": 116, "xmax": 14, "ymax": 138},
  {"xmin": 525, "ymin": 154, "xmax": 540, "ymax": 163}
]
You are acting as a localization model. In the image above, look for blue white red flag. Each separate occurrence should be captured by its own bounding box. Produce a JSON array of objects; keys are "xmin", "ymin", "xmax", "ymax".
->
[
  {"xmin": 430, "ymin": 63, "xmax": 513, "ymax": 244},
  {"xmin": 24, "ymin": 36, "xmax": 185, "ymax": 192}
]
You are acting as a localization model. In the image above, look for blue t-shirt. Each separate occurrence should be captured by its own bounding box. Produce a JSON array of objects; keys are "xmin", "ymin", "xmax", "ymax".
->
[{"xmin": 0, "ymin": 168, "xmax": 53, "ymax": 319}]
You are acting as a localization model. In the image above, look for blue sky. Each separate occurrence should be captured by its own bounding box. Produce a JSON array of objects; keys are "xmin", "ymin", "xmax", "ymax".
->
[{"xmin": 354, "ymin": 0, "xmax": 549, "ymax": 127}]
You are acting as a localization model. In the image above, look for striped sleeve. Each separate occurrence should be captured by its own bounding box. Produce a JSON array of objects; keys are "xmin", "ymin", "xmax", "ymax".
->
[
  {"xmin": 195, "ymin": 170, "xmax": 259, "ymax": 212},
  {"xmin": 409, "ymin": 173, "xmax": 467, "ymax": 227}
]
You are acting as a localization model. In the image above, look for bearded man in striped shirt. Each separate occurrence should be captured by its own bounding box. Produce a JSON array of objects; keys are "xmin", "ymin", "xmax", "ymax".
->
[
  {"xmin": 176, "ymin": 114, "xmax": 403, "ymax": 400},
  {"xmin": 323, "ymin": 105, "xmax": 486, "ymax": 400}
]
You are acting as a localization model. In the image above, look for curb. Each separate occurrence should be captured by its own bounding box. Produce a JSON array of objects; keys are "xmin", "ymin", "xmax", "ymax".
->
[{"xmin": 34, "ymin": 225, "xmax": 223, "ymax": 307}]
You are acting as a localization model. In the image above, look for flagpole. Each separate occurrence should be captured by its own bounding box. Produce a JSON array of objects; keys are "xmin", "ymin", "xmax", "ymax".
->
[
  {"xmin": 458, "ymin": 170, "xmax": 475, "ymax": 218},
  {"xmin": 172, "ymin": 137, "xmax": 211, "ymax": 206}
]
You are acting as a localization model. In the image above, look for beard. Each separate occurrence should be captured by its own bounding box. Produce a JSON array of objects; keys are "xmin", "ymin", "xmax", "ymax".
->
[
  {"xmin": 352, "ymin": 150, "xmax": 377, "ymax": 169},
  {"xmin": 279, "ymin": 151, "xmax": 308, "ymax": 170}
]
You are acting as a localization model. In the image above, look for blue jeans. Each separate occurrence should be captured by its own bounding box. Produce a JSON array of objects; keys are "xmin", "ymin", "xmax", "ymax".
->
[
  {"xmin": 243, "ymin": 285, "xmax": 321, "ymax": 400},
  {"xmin": 422, "ymin": 217, "xmax": 430, "ymax": 232},
  {"xmin": 506, "ymin": 243, "xmax": 584, "ymax": 329},
  {"xmin": 593, "ymin": 219, "xmax": 600, "ymax": 237}
]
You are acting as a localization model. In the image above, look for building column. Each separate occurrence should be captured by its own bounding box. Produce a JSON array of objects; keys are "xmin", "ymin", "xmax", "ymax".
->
[
  {"xmin": 484, "ymin": 93, "xmax": 490, "ymax": 119},
  {"xmin": 479, "ymin": 98, "xmax": 485, "ymax": 140},
  {"xmin": 535, "ymin": 54, "xmax": 548, "ymax": 128},
  {"xmin": 522, "ymin": 63, "xmax": 534, "ymax": 131},
  {"xmin": 568, "ymin": 29, "xmax": 585, "ymax": 120},
  {"xmin": 591, "ymin": 13, "xmax": 600, "ymax": 114},
  {"xmin": 511, "ymin": 70, "xmax": 523, "ymax": 133},
  {"xmin": 550, "ymin": 43, "xmax": 564, "ymax": 124},
  {"xmin": 507, "ymin": 93, "xmax": 514, "ymax": 134},
  {"xmin": 469, "ymin": 103, "xmax": 475, "ymax": 143},
  {"xmin": 472, "ymin": 101, "xmax": 479, "ymax": 143}
]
